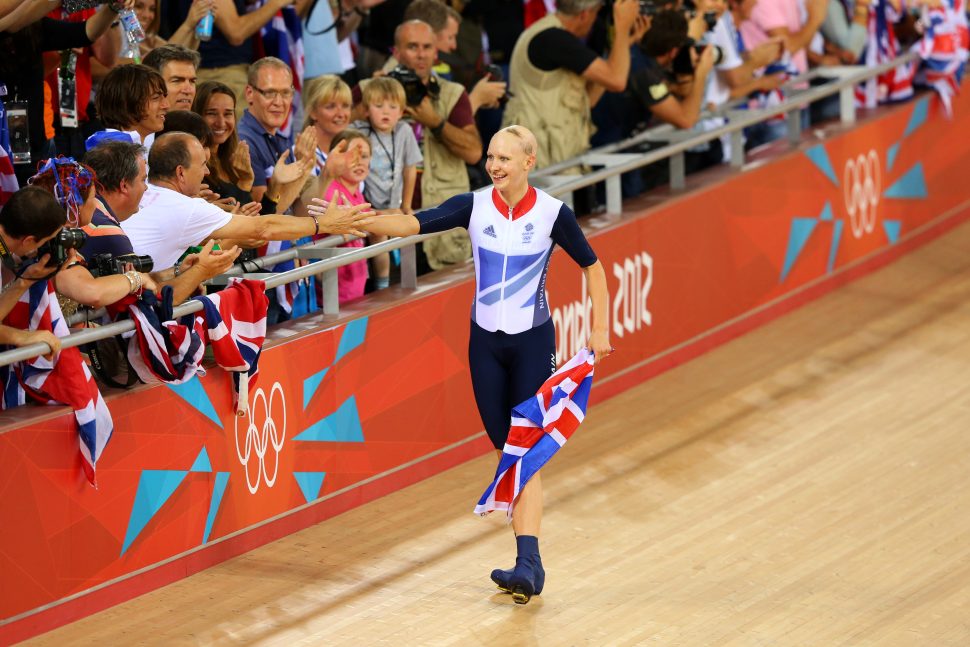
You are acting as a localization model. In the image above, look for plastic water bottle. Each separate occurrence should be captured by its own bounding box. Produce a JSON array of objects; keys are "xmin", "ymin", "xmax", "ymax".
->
[
  {"xmin": 118, "ymin": 8, "xmax": 146, "ymax": 45},
  {"xmin": 196, "ymin": 10, "xmax": 214, "ymax": 42}
]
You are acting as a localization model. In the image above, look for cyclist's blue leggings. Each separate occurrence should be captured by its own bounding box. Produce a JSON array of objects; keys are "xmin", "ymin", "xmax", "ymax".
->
[{"xmin": 469, "ymin": 318, "xmax": 556, "ymax": 449}]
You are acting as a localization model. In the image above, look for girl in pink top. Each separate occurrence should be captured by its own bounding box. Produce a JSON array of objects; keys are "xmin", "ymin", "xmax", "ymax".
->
[{"xmin": 322, "ymin": 129, "xmax": 371, "ymax": 304}]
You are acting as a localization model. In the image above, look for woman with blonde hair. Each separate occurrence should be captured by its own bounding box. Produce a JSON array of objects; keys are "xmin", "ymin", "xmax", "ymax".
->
[{"xmin": 302, "ymin": 75, "xmax": 353, "ymax": 174}]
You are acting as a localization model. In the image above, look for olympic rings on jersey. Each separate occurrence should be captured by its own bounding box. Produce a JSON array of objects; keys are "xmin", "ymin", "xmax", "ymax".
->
[
  {"xmin": 234, "ymin": 382, "xmax": 287, "ymax": 494},
  {"xmin": 843, "ymin": 150, "xmax": 881, "ymax": 239}
]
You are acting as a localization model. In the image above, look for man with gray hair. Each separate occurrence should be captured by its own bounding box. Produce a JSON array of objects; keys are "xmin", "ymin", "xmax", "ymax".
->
[
  {"xmin": 502, "ymin": 0, "xmax": 650, "ymax": 169},
  {"xmin": 144, "ymin": 44, "xmax": 202, "ymax": 112}
]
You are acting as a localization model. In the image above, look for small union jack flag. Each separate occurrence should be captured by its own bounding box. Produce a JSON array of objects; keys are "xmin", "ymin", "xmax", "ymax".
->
[
  {"xmin": 0, "ymin": 281, "xmax": 113, "ymax": 486},
  {"xmin": 475, "ymin": 348, "xmax": 595, "ymax": 519}
]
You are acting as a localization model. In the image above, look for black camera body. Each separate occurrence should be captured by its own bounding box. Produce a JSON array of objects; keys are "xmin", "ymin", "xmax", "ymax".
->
[
  {"xmin": 89, "ymin": 253, "xmax": 154, "ymax": 278},
  {"xmin": 672, "ymin": 38, "xmax": 724, "ymax": 75},
  {"xmin": 37, "ymin": 227, "xmax": 86, "ymax": 266},
  {"xmin": 484, "ymin": 64, "xmax": 513, "ymax": 106},
  {"xmin": 386, "ymin": 65, "xmax": 440, "ymax": 107}
]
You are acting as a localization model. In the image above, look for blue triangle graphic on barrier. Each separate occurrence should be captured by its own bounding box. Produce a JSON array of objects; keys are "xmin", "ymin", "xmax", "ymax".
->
[
  {"xmin": 303, "ymin": 367, "xmax": 330, "ymax": 410},
  {"xmin": 166, "ymin": 378, "xmax": 223, "ymax": 429},
  {"xmin": 884, "ymin": 164, "xmax": 927, "ymax": 199},
  {"xmin": 190, "ymin": 447, "xmax": 212, "ymax": 473},
  {"xmin": 887, "ymin": 143, "xmax": 901, "ymax": 171},
  {"xmin": 818, "ymin": 202, "xmax": 834, "ymax": 221},
  {"xmin": 883, "ymin": 220, "xmax": 901, "ymax": 244},
  {"xmin": 202, "ymin": 472, "xmax": 230, "ymax": 544},
  {"xmin": 294, "ymin": 472, "xmax": 327, "ymax": 503},
  {"xmin": 780, "ymin": 218, "xmax": 818, "ymax": 282},
  {"xmin": 903, "ymin": 97, "xmax": 929, "ymax": 138},
  {"xmin": 805, "ymin": 145, "xmax": 838, "ymax": 186},
  {"xmin": 827, "ymin": 220, "xmax": 844, "ymax": 273},
  {"xmin": 334, "ymin": 318, "xmax": 368, "ymax": 365},
  {"xmin": 293, "ymin": 396, "xmax": 364, "ymax": 443},
  {"xmin": 121, "ymin": 470, "xmax": 189, "ymax": 555}
]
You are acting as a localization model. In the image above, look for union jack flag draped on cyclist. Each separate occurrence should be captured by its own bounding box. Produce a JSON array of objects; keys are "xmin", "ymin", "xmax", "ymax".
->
[
  {"xmin": 0, "ymin": 281, "xmax": 112, "ymax": 486},
  {"xmin": 857, "ymin": 0, "xmax": 917, "ymax": 107},
  {"xmin": 475, "ymin": 348, "xmax": 595, "ymax": 519},
  {"xmin": 251, "ymin": 2, "xmax": 305, "ymax": 138},
  {"xmin": 915, "ymin": 0, "xmax": 970, "ymax": 114}
]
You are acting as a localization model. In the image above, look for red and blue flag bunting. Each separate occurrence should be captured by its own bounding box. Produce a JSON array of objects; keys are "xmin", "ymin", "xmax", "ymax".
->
[
  {"xmin": 857, "ymin": 0, "xmax": 916, "ymax": 108},
  {"xmin": 0, "ymin": 146, "xmax": 18, "ymax": 208},
  {"xmin": 475, "ymin": 348, "xmax": 596, "ymax": 519},
  {"xmin": 0, "ymin": 281, "xmax": 112, "ymax": 486}
]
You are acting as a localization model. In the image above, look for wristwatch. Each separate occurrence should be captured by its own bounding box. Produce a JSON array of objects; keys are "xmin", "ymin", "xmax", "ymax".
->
[{"xmin": 430, "ymin": 119, "xmax": 445, "ymax": 139}]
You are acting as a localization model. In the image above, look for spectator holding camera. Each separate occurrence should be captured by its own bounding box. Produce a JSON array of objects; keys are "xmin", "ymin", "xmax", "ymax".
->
[
  {"xmin": 501, "ymin": 0, "xmax": 650, "ymax": 170},
  {"xmin": 28, "ymin": 158, "xmax": 158, "ymax": 313},
  {"xmin": 0, "ymin": 187, "xmax": 75, "ymax": 355},
  {"xmin": 632, "ymin": 9, "xmax": 716, "ymax": 129},
  {"xmin": 81, "ymin": 139, "xmax": 238, "ymax": 303}
]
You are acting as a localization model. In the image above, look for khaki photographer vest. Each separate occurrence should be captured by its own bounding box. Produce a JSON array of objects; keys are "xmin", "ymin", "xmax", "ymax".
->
[
  {"xmin": 420, "ymin": 75, "xmax": 470, "ymax": 207},
  {"xmin": 502, "ymin": 13, "xmax": 592, "ymax": 170}
]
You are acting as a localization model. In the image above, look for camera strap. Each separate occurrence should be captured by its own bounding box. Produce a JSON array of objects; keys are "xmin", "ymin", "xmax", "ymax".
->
[{"xmin": 303, "ymin": 0, "xmax": 342, "ymax": 36}]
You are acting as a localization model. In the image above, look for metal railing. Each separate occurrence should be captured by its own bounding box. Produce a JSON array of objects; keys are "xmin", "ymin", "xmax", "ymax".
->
[{"xmin": 0, "ymin": 52, "xmax": 924, "ymax": 368}]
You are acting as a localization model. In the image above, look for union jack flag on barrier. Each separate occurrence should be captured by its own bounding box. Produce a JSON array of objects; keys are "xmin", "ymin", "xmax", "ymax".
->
[
  {"xmin": 251, "ymin": 2, "xmax": 305, "ymax": 138},
  {"xmin": 915, "ymin": 0, "xmax": 970, "ymax": 114},
  {"xmin": 857, "ymin": 0, "xmax": 917, "ymax": 108},
  {"xmin": 475, "ymin": 348, "xmax": 595, "ymax": 519},
  {"xmin": 188, "ymin": 278, "xmax": 268, "ymax": 415},
  {"xmin": 0, "ymin": 281, "xmax": 112, "ymax": 486},
  {"xmin": 126, "ymin": 280, "xmax": 268, "ymax": 416}
]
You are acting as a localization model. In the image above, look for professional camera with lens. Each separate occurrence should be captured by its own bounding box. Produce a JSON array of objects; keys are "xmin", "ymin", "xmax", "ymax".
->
[
  {"xmin": 672, "ymin": 38, "xmax": 724, "ymax": 75},
  {"xmin": 88, "ymin": 253, "xmax": 154, "ymax": 278},
  {"xmin": 36, "ymin": 227, "xmax": 86, "ymax": 266},
  {"xmin": 386, "ymin": 65, "xmax": 439, "ymax": 107}
]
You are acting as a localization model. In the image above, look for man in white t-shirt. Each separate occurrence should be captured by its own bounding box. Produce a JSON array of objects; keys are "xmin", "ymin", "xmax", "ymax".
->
[{"xmin": 123, "ymin": 132, "xmax": 369, "ymax": 271}]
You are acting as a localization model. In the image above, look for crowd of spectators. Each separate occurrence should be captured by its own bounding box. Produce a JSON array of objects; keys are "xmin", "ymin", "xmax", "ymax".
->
[{"xmin": 0, "ymin": 0, "xmax": 965, "ymax": 382}]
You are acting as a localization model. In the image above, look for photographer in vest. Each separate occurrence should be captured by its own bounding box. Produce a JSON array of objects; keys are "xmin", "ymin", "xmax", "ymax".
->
[
  {"xmin": 502, "ymin": 0, "xmax": 651, "ymax": 170},
  {"xmin": 388, "ymin": 19, "xmax": 482, "ymax": 270}
]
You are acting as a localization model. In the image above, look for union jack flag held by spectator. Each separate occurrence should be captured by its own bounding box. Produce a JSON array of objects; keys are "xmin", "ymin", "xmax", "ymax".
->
[
  {"xmin": 475, "ymin": 348, "xmax": 596, "ymax": 519},
  {"xmin": 0, "ymin": 281, "xmax": 113, "ymax": 486},
  {"xmin": 0, "ymin": 146, "xmax": 18, "ymax": 208}
]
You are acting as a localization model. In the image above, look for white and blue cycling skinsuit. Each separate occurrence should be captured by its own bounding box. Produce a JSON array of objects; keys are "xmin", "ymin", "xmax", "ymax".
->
[{"xmin": 417, "ymin": 185, "xmax": 598, "ymax": 448}]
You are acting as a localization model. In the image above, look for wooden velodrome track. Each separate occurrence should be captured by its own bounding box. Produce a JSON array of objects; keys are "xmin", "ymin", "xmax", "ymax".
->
[{"xmin": 25, "ymin": 219, "xmax": 970, "ymax": 645}]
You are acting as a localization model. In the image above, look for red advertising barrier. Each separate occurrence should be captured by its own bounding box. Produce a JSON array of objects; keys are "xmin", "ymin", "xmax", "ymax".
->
[{"xmin": 2, "ymin": 90, "xmax": 969, "ymax": 643}]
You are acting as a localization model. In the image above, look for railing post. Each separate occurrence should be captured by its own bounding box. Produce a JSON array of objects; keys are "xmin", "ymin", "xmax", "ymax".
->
[
  {"xmin": 787, "ymin": 109, "xmax": 802, "ymax": 145},
  {"xmin": 321, "ymin": 268, "xmax": 339, "ymax": 315},
  {"xmin": 605, "ymin": 174, "xmax": 622, "ymax": 215},
  {"xmin": 840, "ymin": 86, "xmax": 856, "ymax": 126},
  {"xmin": 670, "ymin": 152, "xmax": 685, "ymax": 190},
  {"xmin": 730, "ymin": 130, "xmax": 745, "ymax": 169},
  {"xmin": 400, "ymin": 242, "xmax": 417, "ymax": 289}
]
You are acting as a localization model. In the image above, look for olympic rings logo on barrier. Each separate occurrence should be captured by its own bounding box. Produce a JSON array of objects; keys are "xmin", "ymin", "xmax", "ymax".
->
[
  {"xmin": 234, "ymin": 382, "xmax": 287, "ymax": 494},
  {"xmin": 843, "ymin": 150, "xmax": 881, "ymax": 239}
]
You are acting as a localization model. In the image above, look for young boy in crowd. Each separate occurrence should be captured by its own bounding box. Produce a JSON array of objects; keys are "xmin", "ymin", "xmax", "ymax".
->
[{"xmin": 353, "ymin": 77, "xmax": 422, "ymax": 290}]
